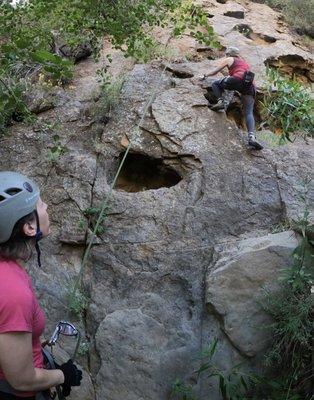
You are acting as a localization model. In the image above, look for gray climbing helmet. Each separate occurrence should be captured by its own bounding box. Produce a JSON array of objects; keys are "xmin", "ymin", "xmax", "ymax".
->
[
  {"xmin": 0, "ymin": 171, "xmax": 40, "ymax": 244},
  {"xmin": 225, "ymin": 46, "xmax": 240, "ymax": 57}
]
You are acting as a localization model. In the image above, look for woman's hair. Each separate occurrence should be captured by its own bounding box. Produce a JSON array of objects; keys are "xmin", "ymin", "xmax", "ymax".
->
[{"xmin": 0, "ymin": 211, "xmax": 36, "ymax": 261}]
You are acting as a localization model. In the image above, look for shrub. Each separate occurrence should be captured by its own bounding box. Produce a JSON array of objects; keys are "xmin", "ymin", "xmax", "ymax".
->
[
  {"xmin": 94, "ymin": 72, "xmax": 125, "ymax": 120},
  {"xmin": 260, "ymin": 68, "xmax": 313, "ymax": 142},
  {"xmin": 171, "ymin": 339, "xmax": 254, "ymax": 400},
  {"xmin": 252, "ymin": 179, "xmax": 314, "ymax": 400},
  {"xmin": 0, "ymin": 76, "xmax": 29, "ymax": 133},
  {"xmin": 66, "ymin": 281, "xmax": 89, "ymax": 319},
  {"xmin": 0, "ymin": 0, "xmax": 219, "ymax": 134}
]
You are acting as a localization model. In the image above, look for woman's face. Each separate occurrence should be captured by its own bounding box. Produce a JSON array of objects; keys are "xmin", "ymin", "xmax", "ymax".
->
[{"xmin": 36, "ymin": 198, "xmax": 50, "ymax": 237}]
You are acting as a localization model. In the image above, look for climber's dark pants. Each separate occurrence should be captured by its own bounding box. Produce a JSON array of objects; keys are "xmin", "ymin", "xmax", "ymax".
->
[{"xmin": 212, "ymin": 76, "xmax": 255, "ymax": 133}]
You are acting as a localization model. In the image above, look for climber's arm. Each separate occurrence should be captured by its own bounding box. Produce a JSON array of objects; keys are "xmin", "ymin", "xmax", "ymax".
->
[{"xmin": 204, "ymin": 57, "xmax": 234, "ymax": 77}]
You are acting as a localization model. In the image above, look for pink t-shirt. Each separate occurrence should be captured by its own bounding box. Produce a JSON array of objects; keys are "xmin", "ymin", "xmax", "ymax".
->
[
  {"xmin": 0, "ymin": 259, "xmax": 45, "ymax": 396},
  {"xmin": 228, "ymin": 57, "xmax": 251, "ymax": 79}
]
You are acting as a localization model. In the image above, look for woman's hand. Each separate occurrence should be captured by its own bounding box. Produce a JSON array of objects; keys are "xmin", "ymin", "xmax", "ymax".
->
[{"xmin": 57, "ymin": 359, "xmax": 82, "ymax": 397}]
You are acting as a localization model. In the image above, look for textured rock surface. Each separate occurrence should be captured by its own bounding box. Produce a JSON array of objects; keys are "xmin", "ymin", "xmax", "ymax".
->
[
  {"xmin": 0, "ymin": 1, "xmax": 313, "ymax": 400},
  {"xmin": 206, "ymin": 230, "xmax": 299, "ymax": 357},
  {"xmin": 201, "ymin": 0, "xmax": 314, "ymax": 86}
]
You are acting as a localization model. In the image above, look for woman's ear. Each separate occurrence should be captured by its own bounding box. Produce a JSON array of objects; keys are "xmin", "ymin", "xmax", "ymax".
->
[{"xmin": 22, "ymin": 220, "xmax": 37, "ymax": 237}]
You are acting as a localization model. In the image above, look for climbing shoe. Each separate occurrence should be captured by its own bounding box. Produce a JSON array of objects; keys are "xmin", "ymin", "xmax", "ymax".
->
[
  {"xmin": 210, "ymin": 98, "xmax": 225, "ymax": 111},
  {"xmin": 248, "ymin": 134, "xmax": 263, "ymax": 150}
]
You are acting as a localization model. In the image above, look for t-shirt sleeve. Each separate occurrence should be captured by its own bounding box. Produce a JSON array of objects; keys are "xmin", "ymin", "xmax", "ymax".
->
[{"xmin": 0, "ymin": 286, "xmax": 33, "ymax": 333}]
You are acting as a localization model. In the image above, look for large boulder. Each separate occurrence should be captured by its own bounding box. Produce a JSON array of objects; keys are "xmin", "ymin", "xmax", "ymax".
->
[{"xmin": 206, "ymin": 230, "xmax": 299, "ymax": 357}]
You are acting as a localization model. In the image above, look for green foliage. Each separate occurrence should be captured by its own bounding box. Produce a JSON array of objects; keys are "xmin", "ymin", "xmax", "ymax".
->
[
  {"xmin": 255, "ymin": 179, "xmax": 314, "ymax": 400},
  {"xmin": 0, "ymin": 0, "xmax": 219, "ymax": 133},
  {"xmin": 170, "ymin": 1, "xmax": 220, "ymax": 48},
  {"xmin": 261, "ymin": 68, "xmax": 313, "ymax": 142},
  {"xmin": 77, "ymin": 340, "xmax": 90, "ymax": 357},
  {"xmin": 171, "ymin": 380, "xmax": 196, "ymax": 400},
  {"xmin": 171, "ymin": 339, "xmax": 253, "ymax": 400},
  {"xmin": 127, "ymin": 38, "xmax": 176, "ymax": 63},
  {"xmin": 83, "ymin": 205, "xmax": 108, "ymax": 235},
  {"xmin": 66, "ymin": 282, "xmax": 89, "ymax": 318},
  {"xmin": 0, "ymin": 75, "xmax": 33, "ymax": 134},
  {"xmin": 47, "ymin": 134, "xmax": 67, "ymax": 163},
  {"xmin": 94, "ymin": 72, "xmax": 125, "ymax": 119},
  {"xmin": 270, "ymin": 218, "xmax": 292, "ymax": 234},
  {"xmin": 256, "ymin": 130, "xmax": 282, "ymax": 147}
]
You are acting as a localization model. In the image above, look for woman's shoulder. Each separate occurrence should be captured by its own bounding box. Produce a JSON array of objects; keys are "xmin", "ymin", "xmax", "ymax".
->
[{"xmin": 0, "ymin": 259, "xmax": 30, "ymax": 290}]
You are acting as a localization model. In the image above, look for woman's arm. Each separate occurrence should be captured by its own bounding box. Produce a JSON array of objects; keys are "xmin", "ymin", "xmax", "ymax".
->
[
  {"xmin": 0, "ymin": 332, "xmax": 64, "ymax": 392},
  {"xmin": 205, "ymin": 57, "xmax": 234, "ymax": 77}
]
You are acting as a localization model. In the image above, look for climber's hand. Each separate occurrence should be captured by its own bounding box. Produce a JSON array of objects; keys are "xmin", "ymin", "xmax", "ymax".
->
[{"xmin": 191, "ymin": 75, "xmax": 205, "ymax": 84}]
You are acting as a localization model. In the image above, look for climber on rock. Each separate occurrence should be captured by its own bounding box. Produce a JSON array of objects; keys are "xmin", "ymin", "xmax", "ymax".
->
[{"xmin": 203, "ymin": 46, "xmax": 263, "ymax": 150}]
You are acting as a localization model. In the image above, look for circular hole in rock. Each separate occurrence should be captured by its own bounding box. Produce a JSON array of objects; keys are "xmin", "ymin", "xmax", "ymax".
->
[{"xmin": 115, "ymin": 152, "xmax": 182, "ymax": 192}]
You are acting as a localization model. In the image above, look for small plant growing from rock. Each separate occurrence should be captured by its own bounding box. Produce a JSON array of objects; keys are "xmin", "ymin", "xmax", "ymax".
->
[
  {"xmin": 0, "ymin": 76, "xmax": 33, "ymax": 134},
  {"xmin": 66, "ymin": 281, "xmax": 89, "ymax": 319},
  {"xmin": 83, "ymin": 205, "xmax": 109, "ymax": 236},
  {"xmin": 93, "ymin": 71, "xmax": 125, "ymax": 123},
  {"xmin": 171, "ymin": 339, "xmax": 253, "ymax": 400},
  {"xmin": 77, "ymin": 340, "xmax": 90, "ymax": 357},
  {"xmin": 47, "ymin": 134, "xmax": 67, "ymax": 163}
]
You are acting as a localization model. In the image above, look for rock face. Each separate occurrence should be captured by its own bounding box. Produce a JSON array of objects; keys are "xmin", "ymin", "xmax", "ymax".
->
[
  {"xmin": 87, "ymin": 64, "xmax": 312, "ymax": 399},
  {"xmin": 201, "ymin": 0, "xmax": 314, "ymax": 85},
  {"xmin": 0, "ymin": 1, "xmax": 313, "ymax": 400}
]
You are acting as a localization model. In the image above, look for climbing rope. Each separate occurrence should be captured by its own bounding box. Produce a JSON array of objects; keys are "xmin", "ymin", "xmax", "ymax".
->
[
  {"xmin": 72, "ymin": 48, "xmax": 171, "ymax": 295},
  {"xmin": 71, "ymin": 1, "xmax": 203, "ymax": 297}
]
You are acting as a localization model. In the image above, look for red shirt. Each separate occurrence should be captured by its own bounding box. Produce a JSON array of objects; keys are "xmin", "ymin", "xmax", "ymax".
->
[
  {"xmin": 0, "ymin": 259, "xmax": 45, "ymax": 396},
  {"xmin": 228, "ymin": 57, "xmax": 251, "ymax": 79}
]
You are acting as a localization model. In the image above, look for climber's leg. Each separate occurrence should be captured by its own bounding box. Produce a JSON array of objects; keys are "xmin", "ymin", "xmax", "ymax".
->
[
  {"xmin": 242, "ymin": 94, "xmax": 255, "ymax": 133},
  {"xmin": 211, "ymin": 79, "xmax": 223, "ymax": 99},
  {"xmin": 211, "ymin": 77, "xmax": 242, "ymax": 111},
  {"xmin": 242, "ymin": 94, "xmax": 263, "ymax": 150},
  {"xmin": 210, "ymin": 79, "xmax": 225, "ymax": 110}
]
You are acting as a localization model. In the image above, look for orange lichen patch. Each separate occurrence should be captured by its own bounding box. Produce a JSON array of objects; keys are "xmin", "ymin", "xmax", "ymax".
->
[{"xmin": 120, "ymin": 135, "xmax": 130, "ymax": 148}]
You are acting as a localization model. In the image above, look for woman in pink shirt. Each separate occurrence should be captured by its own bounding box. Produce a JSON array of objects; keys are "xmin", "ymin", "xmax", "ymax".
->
[
  {"xmin": 0, "ymin": 172, "xmax": 82, "ymax": 399},
  {"xmin": 204, "ymin": 46, "xmax": 263, "ymax": 151}
]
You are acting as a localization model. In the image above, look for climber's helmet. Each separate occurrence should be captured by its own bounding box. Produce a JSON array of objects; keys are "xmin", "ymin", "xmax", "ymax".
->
[
  {"xmin": 0, "ymin": 171, "xmax": 40, "ymax": 244},
  {"xmin": 225, "ymin": 46, "xmax": 240, "ymax": 57}
]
